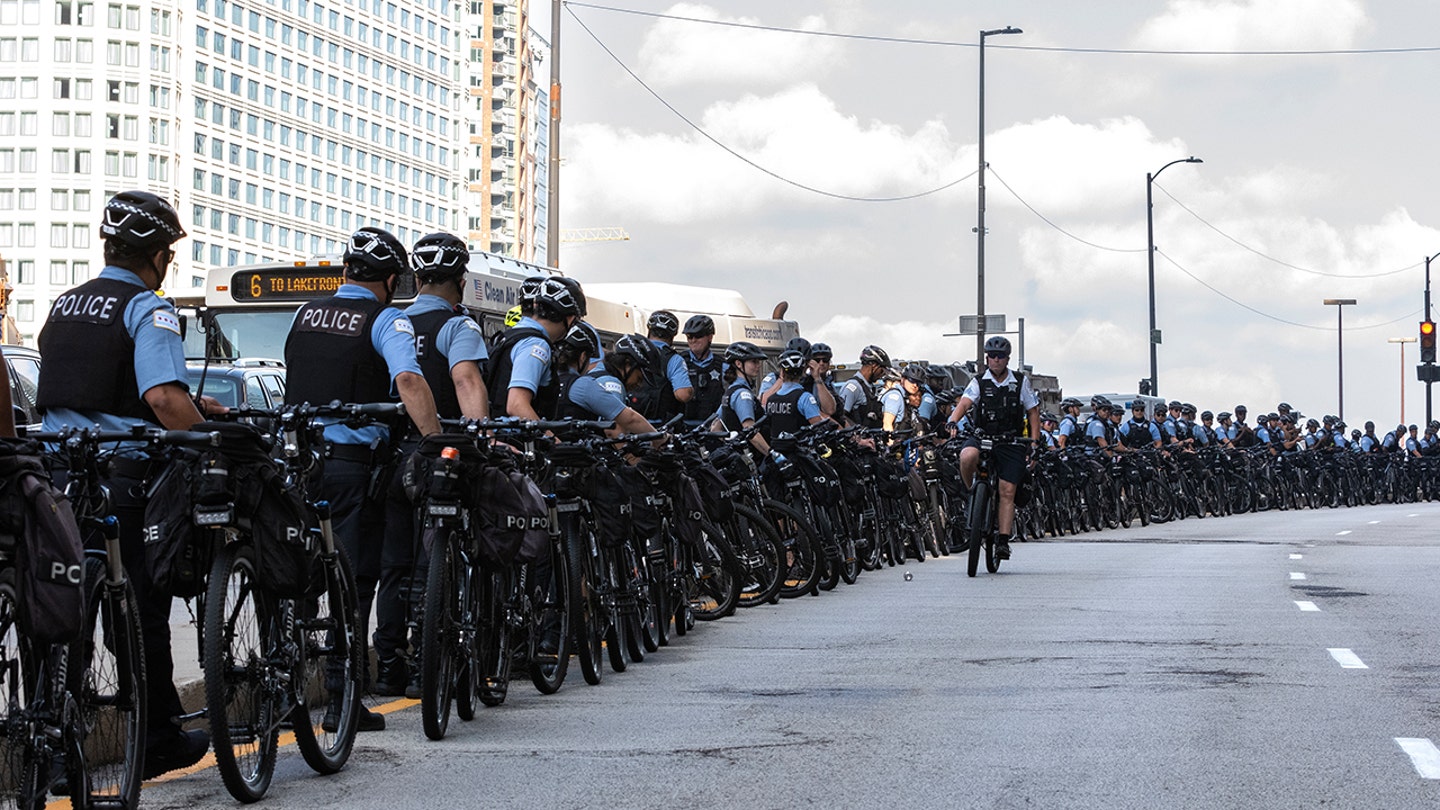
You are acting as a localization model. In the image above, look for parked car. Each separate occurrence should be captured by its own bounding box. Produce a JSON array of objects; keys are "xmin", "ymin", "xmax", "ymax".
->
[
  {"xmin": 186, "ymin": 358, "xmax": 286, "ymax": 411},
  {"xmin": 3, "ymin": 344, "xmax": 42, "ymax": 432}
]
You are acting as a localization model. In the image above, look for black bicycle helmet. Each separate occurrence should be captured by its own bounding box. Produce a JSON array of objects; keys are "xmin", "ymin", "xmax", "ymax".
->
[
  {"xmin": 1278, "ymin": 402, "xmax": 1292, "ymax": 411},
  {"xmin": 1091, "ymin": 395, "xmax": 1112, "ymax": 411},
  {"xmin": 410, "ymin": 232, "xmax": 468, "ymax": 283},
  {"xmin": 518, "ymin": 275, "xmax": 546, "ymax": 305},
  {"xmin": 786, "ymin": 337, "xmax": 812, "ymax": 358},
  {"xmin": 1061, "ymin": 397, "xmax": 1081, "ymax": 409},
  {"xmin": 1181, "ymin": 403, "xmax": 1196, "ymax": 416},
  {"xmin": 859, "ymin": 345, "xmax": 891, "ymax": 368},
  {"xmin": 777, "ymin": 350, "xmax": 807, "ymax": 372},
  {"xmin": 1218, "ymin": 412, "xmax": 1232, "ymax": 421},
  {"xmin": 100, "ymin": 190, "xmax": 186, "ymax": 250},
  {"xmin": 343, "ymin": 226, "xmax": 409, "ymax": 281},
  {"xmin": 1306, "ymin": 418, "xmax": 1319, "ymax": 429},
  {"xmin": 647, "ymin": 310, "xmax": 680, "ymax": 339},
  {"xmin": 723, "ymin": 341, "xmax": 766, "ymax": 363},
  {"xmin": 559, "ymin": 322, "xmax": 600, "ymax": 359},
  {"xmin": 612, "ymin": 333, "xmax": 661, "ymax": 373},
  {"xmin": 810, "ymin": 342, "xmax": 834, "ymax": 361},
  {"xmin": 1129, "ymin": 400, "xmax": 1147, "ymax": 410},
  {"xmin": 901, "ymin": 365, "xmax": 927, "ymax": 384},
  {"xmin": 532, "ymin": 277, "xmax": 581, "ymax": 320},
  {"xmin": 1041, "ymin": 412, "xmax": 1058, "ymax": 423},
  {"xmin": 556, "ymin": 276, "xmax": 587, "ymax": 317},
  {"xmin": 983, "ymin": 335, "xmax": 1011, "ymax": 356},
  {"xmin": 1200, "ymin": 410, "xmax": 1213, "ymax": 419},
  {"xmin": 683, "ymin": 314, "xmax": 715, "ymax": 337},
  {"xmin": 1352, "ymin": 429, "xmax": 1362, "ymax": 439}
]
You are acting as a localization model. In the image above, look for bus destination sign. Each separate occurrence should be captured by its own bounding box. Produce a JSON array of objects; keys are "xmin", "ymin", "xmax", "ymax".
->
[{"xmin": 230, "ymin": 268, "xmax": 344, "ymax": 302}]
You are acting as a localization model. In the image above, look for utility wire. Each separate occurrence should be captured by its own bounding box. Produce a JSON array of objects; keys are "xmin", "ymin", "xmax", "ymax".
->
[
  {"xmin": 566, "ymin": 7, "xmax": 979, "ymax": 202},
  {"xmin": 988, "ymin": 167, "xmax": 1145, "ymax": 253},
  {"xmin": 565, "ymin": 2, "xmax": 1440, "ymax": 56},
  {"xmin": 1157, "ymin": 248, "xmax": 1420, "ymax": 331},
  {"xmin": 1153, "ymin": 183, "xmax": 1422, "ymax": 279}
]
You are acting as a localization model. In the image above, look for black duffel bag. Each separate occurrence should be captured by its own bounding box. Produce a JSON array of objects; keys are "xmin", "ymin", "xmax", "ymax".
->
[
  {"xmin": 686, "ymin": 458, "xmax": 734, "ymax": 524},
  {"xmin": 591, "ymin": 466, "xmax": 634, "ymax": 548},
  {"xmin": 0, "ymin": 440, "xmax": 85, "ymax": 644}
]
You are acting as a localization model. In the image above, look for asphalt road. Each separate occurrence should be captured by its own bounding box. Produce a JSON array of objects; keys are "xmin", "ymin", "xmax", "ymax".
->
[{"xmin": 132, "ymin": 501, "xmax": 1440, "ymax": 810}]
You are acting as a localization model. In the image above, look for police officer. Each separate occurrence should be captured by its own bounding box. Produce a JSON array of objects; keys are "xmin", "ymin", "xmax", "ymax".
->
[
  {"xmin": 1119, "ymin": 400, "xmax": 1163, "ymax": 450},
  {"xmin": 762, "ymin": 350, "xmax": 827, "ymax": 451},
  {"xmin": 681, "ymin": 315, "xmax": 723, "ymax": 429},
  {"xmin": 36, "ymin": 190, "xmax": 217, "ymax": 776},
  {"xmin": 1194, "ymin": 410, "xmax": 1216, "ymax": 447},
  {"xmin": 809, "ymin": 342, "xmax": 841, "ymax": 419},
  {"xmin": 563, "ymin": 333, "xmax": 662, "ymax": 437},
  {"xmin": 630, "ymin": 310, "xmax": 693, "ymax": 422},
  {"xmin": 283, "ymin": 226, "xmax": 441, "ymax": 731},
  {"xmin": 1085, "ymin": 397, "xmax": 1117, "ymax": 455},
  {"xmin": 879, "ymin": 369, "xmax": 906, "ymax": 433},
  {"xmin": 837, "ymin": 345, "xmax": 890, "ymax": 428},
  {"xmin": 1056, "ymin": 398, "xmax": 1083, "ymax": 450},
  {"xmin": 374, "ymin": 232, "xmax": 489, "ymax": 698},
  {"xmin": 553, "ymin": 322, "xmax": 603, "ymax": 416},
  {"xmin": 717, "ymin": 341, "xmax": 772, "ymax": 454},
  {"xmin": 947, "ymin": 336, "xmax": 1040, "ymax": 561},
  {"xmin": 486, "ymin": 278, "xmax": 581, "ymax": 418},
  {"xmin": 1360, "ymin": 421, "xmax": 1380, "ymax": 453}
]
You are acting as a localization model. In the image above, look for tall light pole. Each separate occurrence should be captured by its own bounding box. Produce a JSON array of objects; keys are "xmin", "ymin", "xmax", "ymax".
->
[
  {"xmin": 1424, "ymin": 250, "xmax": 1440, "ymax": 424},
  {"xmin": 1145, "ymin": 156, "xmax": 1202, "ymax": 397},
  {"xmin": 546, "ymin": 0, "xmax": 561, "ymax": 266},
  {"xmin": 1324, "ymin": 298, "xmax": 1357, "ymax": 422},
  {"xmin": 1389, "ymin": 336, "xmax": 1416, "ymax": 424},
  {"xmin": 975, "ymin": 25, "xmax": 1022, "ymax": 367}
]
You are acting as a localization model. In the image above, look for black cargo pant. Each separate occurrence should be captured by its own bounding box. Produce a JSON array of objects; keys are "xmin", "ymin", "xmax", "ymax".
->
[
  {"xmin": 318, "ymin": 453, "xmax": 386, "ymax": 686},
  {"xmin": 375, "ymin": 442, "xmax": 425, "ymax": 665}
]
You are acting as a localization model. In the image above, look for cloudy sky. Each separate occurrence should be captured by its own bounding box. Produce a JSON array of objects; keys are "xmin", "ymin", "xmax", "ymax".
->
[{"xmin": 547, "ymin": 0, "xmax": 1440, "ymax": 427}]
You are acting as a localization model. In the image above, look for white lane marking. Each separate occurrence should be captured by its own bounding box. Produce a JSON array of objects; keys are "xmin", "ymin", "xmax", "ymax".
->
[
  {"xmin": 1368, "ymin": 520, "xmax": 1381, "ymax": 525},
  {"xmin": 1337, "ymin": 530, "xmax": 1352, "ymax": 536},
  {"xmin": 1409, "ymin": 514, "xmax": 1420, "ymax": 518},
  {"xmin": 1327, "ymin": 648, "xmax": 1368, "ymax": 669},
  {"xmin": 1396, "ymin": 738, "xmax": 1440, "ymax": 778},
  {"xmin": 1295, "ymin": 601, "xmax": 1321, "ymax": 612},
  {"xmin": 1290, "ymin": 553, "xmax": 1303, "ymax": 560},
  {"xmin": 1290, "ymin": 572, "xmax": 1306, "ymax": 581}
]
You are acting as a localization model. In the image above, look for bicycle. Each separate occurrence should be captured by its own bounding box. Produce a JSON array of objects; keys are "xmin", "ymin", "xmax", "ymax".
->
[{"xmin": 959, "ymin": 431, "xmax": 1034, "ymax": 578}]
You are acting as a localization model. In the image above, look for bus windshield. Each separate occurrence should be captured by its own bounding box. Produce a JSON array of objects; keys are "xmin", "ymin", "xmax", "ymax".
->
[{"xmin": 190, "ymin": 309, "xmax": 296, "ymax": 361}]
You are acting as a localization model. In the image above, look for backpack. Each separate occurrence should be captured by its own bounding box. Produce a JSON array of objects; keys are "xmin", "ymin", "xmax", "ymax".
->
[
  {"xmin": 0, "ymin": 441, "xmax": 85, "ymax": 644},
  {"xmin": 143, "ymin": 457, "xmax": 213, "ymax": 598}
]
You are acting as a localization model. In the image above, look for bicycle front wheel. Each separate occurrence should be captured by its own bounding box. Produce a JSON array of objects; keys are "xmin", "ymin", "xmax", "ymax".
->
[
  {"xmin": 292, "ymin": 549, "xmax": 361, "ymax": 774},
  {"xmin": 731, "ymin": 504, "xmax": 784, "ymax": 606},
  {"xmin": 967, "ymin": 481, "xmax": 990, "ymax": 578},
  {"xmin": 420, "ymin": 531, "xmax": 459, "ymax": 740},
  {"xmin": 73, "ymin": 556, "xmax": 146, "ymax": 808},
  {"xmin": 204, "ymin": 544, "xmax": 280, "ymax": 803}
]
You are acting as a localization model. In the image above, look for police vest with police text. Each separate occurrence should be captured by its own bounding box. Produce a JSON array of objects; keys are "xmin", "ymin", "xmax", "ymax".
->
[
  {"xmin": 485, "ymin": 325, "xmax": 557, "ymax": 418},
  {"xmin": 1121, "ymin": 418, "xmax": 1155, "ymax": 449},
  {"xmin": 761, "ymin": 385, "xmax": 806, "ymax": 447},
  {"xmin": 409, "ymin": 306, "xmax": 475, "ymax": 420},
  {"xmin": 718, "ymin": 378, "xmax": 754, "ymax": 433},
  {"xmin": 284, "ymin": 295, "xmax": 394, "ymax": 407},
  {"xmin": 36, "ymin": 277, "xmax": 158, "ymax": 423},
  {"xmin": 845, "ymin": 376, "xmax": 882, "ymax": 428}
]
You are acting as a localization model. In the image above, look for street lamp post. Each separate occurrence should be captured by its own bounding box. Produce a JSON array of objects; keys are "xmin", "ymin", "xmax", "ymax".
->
[
  {"xmin": 975, "ymin": 25, "xmax": 1022, "ymax": 368},
  {"xmin": 1424, "ymin": 251, "xmax": 1440, "ymax": 424},
  {"xmin": 1389, "ymin": 336, "xmax": 1416, "ymax": 424},
  {"xmin": 1145, "ymin": 156, "xmax": 1202, "ymax": 397},
  {"xmin": 1324, "ymin": 298, "xmax": 1357, "ymax": 422}
]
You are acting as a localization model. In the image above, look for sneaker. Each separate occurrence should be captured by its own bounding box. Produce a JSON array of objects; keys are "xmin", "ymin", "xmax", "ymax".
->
[
  {"xmin": 995, "ymin": 538, "xmax": 1011, "ymax": 561},
  {"xmin": 372, "ymin": 656, "xmax": 408, "ymax": 697},
  {"xmin": 143, "ymin": 729, "xmax": 211, "ymax": 780}
]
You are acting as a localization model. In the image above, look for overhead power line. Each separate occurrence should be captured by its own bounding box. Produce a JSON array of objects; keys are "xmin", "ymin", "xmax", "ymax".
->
[
  {"xmin": 565, "ymin": 2, "xmax": 1440, "ymax": 56},
  {"xmin": 566, "ymin": 6, "xmax": 979, "ymax": 202}
]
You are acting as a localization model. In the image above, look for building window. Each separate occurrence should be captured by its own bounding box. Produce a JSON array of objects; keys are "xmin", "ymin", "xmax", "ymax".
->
[
  {"xmin": 50, "ymin": 260, "xmax": 67, "ymax": 284},
  {"xmin": 13, "ymin": 300, "xmax": 33, "ymax": 322}
]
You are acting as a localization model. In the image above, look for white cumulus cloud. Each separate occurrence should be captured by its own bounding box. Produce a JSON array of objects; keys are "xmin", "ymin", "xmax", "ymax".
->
[
  {"xmin": 637, "ymin": 3, "xmax": 842, "ymax": 87},
  {"xmin": 1135, "ymin": 0, "xmax": 1371, "ymax": 51}
]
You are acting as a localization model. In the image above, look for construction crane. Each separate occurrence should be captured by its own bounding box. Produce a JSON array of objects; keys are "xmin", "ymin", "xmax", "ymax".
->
[{"xmin": 560, "ymin": 227, "xmax": 630, "ymax": 243}]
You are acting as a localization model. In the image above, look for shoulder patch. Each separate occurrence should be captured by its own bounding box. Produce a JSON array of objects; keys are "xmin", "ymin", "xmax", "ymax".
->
[
  {"xmin": 151, "ymin": 309, "xmax": 181, "ymax": 335},
  {"xmin": 529, "ymin": 343, "xmax": 550, "ymax": 361},
  {"xmin": 600, "ymin": 379, "xmax": 624, "ymax": 395},
  {"xmin": 393, "ymin": 317, "xmax": 415, "ymax": 336},
  {"xmin": 463, "ymin": 319, "xmax": 482, "ymax": 332},
  {"xmin": 737, "ymin": 390, "xmax": 753, "ymax": 402}
]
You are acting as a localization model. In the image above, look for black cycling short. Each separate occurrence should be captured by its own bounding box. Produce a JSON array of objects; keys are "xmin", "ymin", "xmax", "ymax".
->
[{"xmin": 962, "ymin": 437, "xmax": 1027, "ymax": 485}]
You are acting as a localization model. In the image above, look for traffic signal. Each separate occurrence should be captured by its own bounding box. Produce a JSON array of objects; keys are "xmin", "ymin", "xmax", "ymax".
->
[{"xmin": 1422, "ymin": 320, "xmax": 1437, "ymax": 363}]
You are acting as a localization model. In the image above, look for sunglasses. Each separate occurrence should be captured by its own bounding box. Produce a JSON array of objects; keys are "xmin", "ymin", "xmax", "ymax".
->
[{"xmin": 986, "ymin": 352, "xmax": 1009, "ymax": 359}]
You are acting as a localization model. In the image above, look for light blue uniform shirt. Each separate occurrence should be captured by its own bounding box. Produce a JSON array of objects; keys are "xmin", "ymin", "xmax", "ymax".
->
[
  {"xmin": 506, "ymin": 315, "xmax": 553, "ymax": 395},
  {"xmin": 917, "ymin": 391, "xmax": 937, "ymax": 422},
  {"xmin": 319, "ymin": 284, "xmax": 422, "ymax": 446},
  {"xmin": 880, "ymin": 387, "xmax": 905, "ymax": 419},
  {"xmin": 726, "ymin": 381, "xmax": 757, "ymax": 424},
  {"xmin": 403, "ymin": 294, "xmax": 489, "ymax": 369},
  {"xmin": 567, "ymin": 372, "xmax": 628, "ymax": 421},
  {"xmin": 43, "ymin": 266, "xmax": 189, "ymax": 436},
  {"xmin": 651, "ymin": 339, "xmax": 692, "ymax": 395}
]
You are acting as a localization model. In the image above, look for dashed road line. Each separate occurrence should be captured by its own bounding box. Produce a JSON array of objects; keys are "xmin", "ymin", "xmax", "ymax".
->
[
  {"xmin": 1289, "ymin": 553, "xmax": 1303, "ymax": 560},
  {"xmin": 1327, "ymin": 648, "xmax": 1368, "ymax": 669},
  {"xmin": 1290, "ymin": 572, "xmax": 1306, "ymax": 580},
  {"xmin": 1396, "ymin": 738, "xmax": 1440, "ymax": 778},
  {"xmin": 1336, "ymin": 530, "xmax": 1352, "ymax": 536},
  {"xmin": 1295, "ymin": 601, "xmax": 1321, "ymax": 612},
  {"xmin": 1368, "ymin": 520, "xmax": 1380, "ymax": 524}
]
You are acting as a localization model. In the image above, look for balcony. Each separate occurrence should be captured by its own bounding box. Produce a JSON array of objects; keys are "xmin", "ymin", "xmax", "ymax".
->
[
  {"xmin": 491, "ymin": 108, "xmax": 517, "ymax": 131},
  {"xmin": 491, "ymin": 154, "xmax": 515, "ymax": 174}
]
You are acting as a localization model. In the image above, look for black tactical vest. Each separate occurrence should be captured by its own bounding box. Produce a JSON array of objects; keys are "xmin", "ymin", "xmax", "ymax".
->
[
  {"xmin": 762, "ymin": 385, "xmax": 806, "ymax": 447},
  {"xmin": 485, "ymin": 325, "xmax": 557, "ymax": 418},
  {"xmin": 632, "ymin": 342, "xmax": 681, "ymax": 422},
  {"xmin": 283, "ymin": 295, "xmax": 392, "ymax": 408},
  {"xmin": 1121, "ymin": 418, "xmax": 1155, "ymax": 449},
  {"xmin": 718, "ymin": 378, "xmax": 754, "ymax": 432},
  {"xmin": 973, "ymin": 373, "xmax": 1025, "ymax": 436},
  {"xmin": 845, "ymin": 376, "xmax": 882, "ymax": 428},
  {"xmin": 36, "ymin": 277, "xmax": 158, "ymax": 423},
  {"xmin": 409, "ymin": 306, "xmax": 472, "ymax": 420},
  {"xmin": 683, "ymin": 351, "xmax": 724, "ymax": 425},
  {"xmin": 555, "ymin": 367, "xmax": 618, "ymax": 421}
]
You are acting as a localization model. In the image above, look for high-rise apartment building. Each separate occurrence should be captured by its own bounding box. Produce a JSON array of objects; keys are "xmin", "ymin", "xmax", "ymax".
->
[
  {"xmin": 0, "ymin": 0, "xmax": 544, "ymax": 343},
  {"xmin": 457, "ymin": 0, "xmax": 546, "ymax": 264}
]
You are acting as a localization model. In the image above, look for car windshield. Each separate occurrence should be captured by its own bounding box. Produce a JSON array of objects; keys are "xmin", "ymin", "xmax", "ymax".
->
[{"xmin": 187, "ymin": 371, "xmax": 242, "ymax": 408}]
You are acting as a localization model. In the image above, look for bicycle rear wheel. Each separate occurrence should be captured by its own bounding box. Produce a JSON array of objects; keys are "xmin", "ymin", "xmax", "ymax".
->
[
  {"xmin": 0, "ymin": 568, "xmax": 36, "ymax": 809},
  {"xmin": 292, "ymin": 549, "xmax": 361, "ymax": 774},
  {"xmin": 527, "ymin": 549, "xmax": 571, "ymax": 694},
  {"xmin": 204, "ymin": 544, "xmax": 280, "ymax": 803},
  {"xmin": 420, "ymin": 531, "xmax": 459, "ymax": 740},
  {"xmin": 768, "ymin": 500, "xmax": 822, "ymax": 598},
  {"xmin": 563, "ymin": 515, "xmax": 604, "ymax": 686},
  {"xmin": 730, "ymin": 504, "xmax": 784, "ymax": 606},
  {"xmin": 691, "ymin": 519, "xmax": 740, "ymax": 620},
  {"xmin": 967, "ymin": 481, "xmax": 990, "ymax": 578},
  {"xmin": 73, "ymin": 556, "xmax": 146, "ymax": 808}
]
